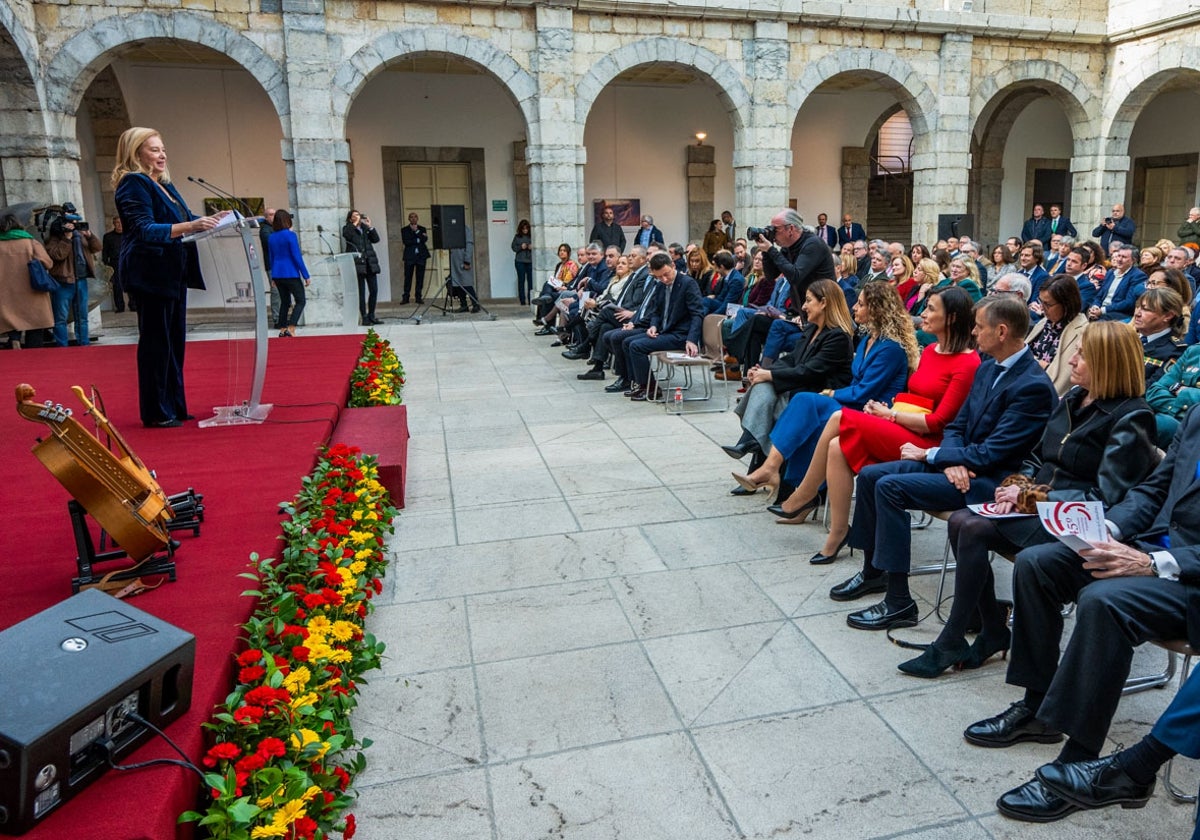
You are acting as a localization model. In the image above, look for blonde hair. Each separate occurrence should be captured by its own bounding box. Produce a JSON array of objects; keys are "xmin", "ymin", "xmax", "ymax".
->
[
  {"xmin": 890, "ymin": 253, "xmax": 914, "ymax": 281},
  {"xmin": 915, "ymin": 258, "xmax": 941, "ymax": 283},
  {"xmin": 859, "ymin": 280, "xmax": 920, "ymax": 371},
  {"xmin": 1080, "ymin": 321, "xmax": 1145, "ymax": 399},
  {"xmin": 807, "ymin": 279, "xmax": 855, "ymax": 336},
  {"xmin": 111, "ymin": 127, "xmax": 170, "ymax": 187},
  {"xmin": 951, "ymin": 255, "xmax": 981, "ymax": 286}
]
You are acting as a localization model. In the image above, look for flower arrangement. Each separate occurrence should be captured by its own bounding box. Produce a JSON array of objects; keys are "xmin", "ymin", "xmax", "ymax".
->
[
  {"xmin": 182, "ymin": 444, "xmax": 396, "ymax": 839},
  {"xmin": 347, "ymin": 329, "xmax": 405, "ymax": 407}
]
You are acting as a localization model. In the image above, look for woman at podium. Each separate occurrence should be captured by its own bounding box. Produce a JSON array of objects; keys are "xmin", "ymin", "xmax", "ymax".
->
[{"xmin": 112, "ymin": 127, "xmax": 228, "ymax": 428}]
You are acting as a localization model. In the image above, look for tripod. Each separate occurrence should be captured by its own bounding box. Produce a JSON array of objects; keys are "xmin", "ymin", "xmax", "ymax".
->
[{"xmin": 406, "ymin": 251, "xmax": 496, "ymax": 324}]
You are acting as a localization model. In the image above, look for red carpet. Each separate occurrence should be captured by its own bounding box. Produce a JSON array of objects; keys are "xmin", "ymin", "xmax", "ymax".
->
[{"xmin": 0, "ymin": 333, "xmax": 363, "ymax": 839}]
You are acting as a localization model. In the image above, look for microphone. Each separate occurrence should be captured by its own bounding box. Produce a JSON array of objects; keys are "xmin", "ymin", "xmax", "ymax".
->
[
  {"xmin": 188, "ymin": 176, "xmax": 252, "ymax": 217},
  {"xmin": 315, "ymin": 224, "xmax": 334, "ymax": 256}
]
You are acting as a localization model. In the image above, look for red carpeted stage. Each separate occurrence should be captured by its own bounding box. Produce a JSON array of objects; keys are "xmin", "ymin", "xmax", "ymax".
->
[{"xmin": 0, "ymin": 333, "xmax": 363, "ymax": 840}]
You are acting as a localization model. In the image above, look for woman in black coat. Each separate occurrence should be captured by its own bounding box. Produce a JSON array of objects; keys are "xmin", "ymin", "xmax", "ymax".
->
[
  {"xmin": 721, "ymin": 279, "xmax": 855, "ymax": 484},
  {"xmin": 111, "ymin": 126, "xmax": 227, "ymax": 427},
  {"xmin": 899, "ymin": 320, "xmax": 1158, "ymax": 678},
  {"xmin": 343, "ymin": 209, "xmax": 382, "ymax": 325}
]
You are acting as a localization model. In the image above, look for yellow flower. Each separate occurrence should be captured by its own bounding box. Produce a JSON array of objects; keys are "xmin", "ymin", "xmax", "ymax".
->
[
  {"xmin": 306, "ymin": 615, "xmax": 332, "ymax": 635},
  {"xmin": 351, "ymin": 509, "xmax": 364, "ymax": 521},
  {"xmin": 290, "ymin": 691, "xmax": 319, "ymax": 711},
  {"xmin": 291, "ymin": 728, "xmax": 320, "ymax": 752},
  {"xmin": 350, "ymin": 558, "xmax": 369, "ymax": 572},
  {"xmin": 349, "ymin": 530, "xmax": 373, "ymax": 545},
  {"xmin": 274, "ymin": 799, "xmax": 307, "ymax": 828},
  {"xmin": 283, "ymin": 665, "xmax": 311, "ymax": 694},
  {"xmin": 328, "ymin": 649, "xmax": 352, "ymax": 664},
  {"xmin": 250, "ymin": 826, "xmax": 287, "ymax": 838},
  {"xmin": 256, "ymin": 785, "xmax": 285, "ymax": 808},
  {"xmin": 330, "ymin": 621, "xmax": 356, "ymax": 642},
  {"xmin": 301, "ymin": 785, "xmax": 323, "ymax": 803}
]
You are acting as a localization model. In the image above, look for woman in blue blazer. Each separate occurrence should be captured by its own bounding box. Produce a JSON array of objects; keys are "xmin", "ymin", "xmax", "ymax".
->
[
  {"xmin": 267, "ymin": 209, "xmax": 310, "ymax": 337},
  {"xmin": 111, "ymin": 127, "xmax": 227, "ymax": 427},
  {"xmin": 733, "ymin": 280, "xmax": 919, "ymax": 496}
]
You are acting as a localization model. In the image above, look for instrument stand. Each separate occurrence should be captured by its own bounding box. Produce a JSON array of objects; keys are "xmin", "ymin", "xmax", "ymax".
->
[
  {"xmin": 68, "ymin": 500, "xmax": 176, "ymax": 594},
  {"xmin": 406, "ymin": 250, "xmax": 497, "ymax": 324},
  {"xmin": 166, "ymin": 488, "xmax": 205, "ymax": 537}
]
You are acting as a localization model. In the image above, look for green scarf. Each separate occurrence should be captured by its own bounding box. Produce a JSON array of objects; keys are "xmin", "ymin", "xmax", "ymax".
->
[{"xmin": 0, "ymin": 228, "xmax": 33, "ymax": 241}]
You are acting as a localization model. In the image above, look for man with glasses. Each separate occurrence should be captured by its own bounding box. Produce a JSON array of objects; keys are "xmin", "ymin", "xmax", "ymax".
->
[
  {"xmin": 1087, "ymin": 242, "xmax": 1146, "ymax": 322},
  {"xmin": 634, "ymin": 214, "xmax": 665, "ymax": 248},
  {"xmin": 1092, "ymin": 203, "xmax": 1136, "ymax": 253},
  {"xmin": 991, "ymin": 274, "xmax": 1031, "ymax": 302}
]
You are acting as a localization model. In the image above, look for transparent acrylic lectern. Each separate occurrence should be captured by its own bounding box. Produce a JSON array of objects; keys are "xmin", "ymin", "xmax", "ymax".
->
[{"xmin": 184, "ymin": 215, "xmax": 273, "ymax": 427}]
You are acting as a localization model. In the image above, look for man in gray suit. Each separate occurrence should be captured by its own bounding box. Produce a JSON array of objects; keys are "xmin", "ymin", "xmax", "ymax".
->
[{"xmin": 965, "ymin": 406, "xmax": 1200, "ymax": 823}]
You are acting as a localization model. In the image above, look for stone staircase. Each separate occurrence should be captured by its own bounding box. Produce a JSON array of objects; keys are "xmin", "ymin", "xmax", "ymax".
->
[{"xmin": 867, "ymin": 172, "xmax": 914, "ymax": 244}]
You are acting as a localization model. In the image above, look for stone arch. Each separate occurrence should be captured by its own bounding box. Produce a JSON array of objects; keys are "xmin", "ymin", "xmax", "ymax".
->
[
  {"xmin": 43, "ymin": 12, "xmax": 288, "ymax": 127},
  {"xmin": 0, "ymin": 4, "xmax": 41, "ymax": 100},
  {"xmin": 574, "ymin": 37, "xmax": 751, "ymax": 143},
  {"xmin": 331, "ymin": 28, "xmax": 537, "ymax": 141},
  {"xmin": 788, "ymin": 48, "xmax": 938, "ymax": 148},
  {"xmin": 1102, "ymin": 46, "xmax": 1200, "ymax": 159},
  {"xmin": 970, "ymin": 61, "xmax": 1096, "ymax": 158}
]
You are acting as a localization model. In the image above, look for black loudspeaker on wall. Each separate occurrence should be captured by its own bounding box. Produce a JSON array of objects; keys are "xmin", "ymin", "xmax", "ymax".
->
[
  {"xmin": 430, "ymin": 205, "xmax": 467, "ymax": 250},
  {"xmin": 937, "ymin": 213, "xmax": 975, "ymax": 241}
]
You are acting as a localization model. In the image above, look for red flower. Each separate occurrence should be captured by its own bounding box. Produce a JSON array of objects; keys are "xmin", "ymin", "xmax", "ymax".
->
[
  {"xmin": 244, "ymin": 686, "xmax": 290, "ymax": 707},
  {"xmin": 233, "ymin": 706, "xmax": 264, "ymax": 725},
  {"xmin": 238, "ymin": 665, "xmax": 266, "ymax": 684},
  {"xmin": 202, "ymin": 742, "xmax": 241, "ymax": 767},
  {"xmin": 257, "ymin": 737, "xmax": 287, "ymax": 758},
  {"xmin": 343, "ymin": 813, "xmax": 357, "ymax": 839},
  {"xmin": 237, "ymin": 649, "xmax": 264, "ymax": 666},
  {"xmin": 235, "ymin": 752, "xmax": 266, "ymax": 774},
  {"xmin": 332, "ymin": 766, "xmax": 351, "ymax": 791},
  {"xmin": 292, "ymin": 645, "xmax": 311, "ymax": 661},
  {"xmin": 292, "ymin": 815, "xmax": 318, "ymax": 839}
]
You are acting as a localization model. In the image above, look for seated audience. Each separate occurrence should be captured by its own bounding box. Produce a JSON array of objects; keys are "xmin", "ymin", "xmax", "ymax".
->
[
  {"xmin": 1144, "ymin": 264, "xmax": 1191, "ymax": 303},
  {"xmin": 1132, "ymin": 287, "xmax": 1186, "ymax": 387},
  {"xmin": 772, "ymin": 287, "xmax": 978, "ymax": 569},
  {"xmin": 700, "ymin": 250, "xmax": 745, "ymax": 315},
  {"xmin": 687, "ymin": 247, "xmax": 715, "ymax": 293},
  {"xmin": 1026, "ymin": 274, "xmax": 1089, "ymax": 396},
  {"xmin": 972, "ymin": 400, "xmax": 1199, "ymax": 824},
  {"xmin": 614, "ymin": 252, "xmax": 703, "ymax": 401},
  {"xmin": 901, "ymin": 321, "xmax": 1156, "ymax": 677},
  {"xmin": 730, "ymin": 281, "xmax": 917, "ymax": 499},
  {"xmin": 890, "ymin": 254, "xmax": 917, "ymax": 302},
  {"xmin": 987, "ymin": 244, "xmax": 1016, "ymax": 288},
  {"xmin": 1087, "ymin": 242, "xmax": 1146, "ymax": 322},
  {"xmin": 830, "ymin": 296, "xmax": 1057, "ymax": 631},
  {"xmin": 1145, "ymin": 339, "xmax": 1200, "ymax": 449},
  {"xmin": 1139, "ymin": 245, "xmax": 1163, "ymax": 273},
  {"xmin": 834, "ymin": 249, "xmax": 859, "ymax": 308},
  {"xmin": 572, "ymin": 246, "xmax": 654, "ymax": 372},
  {"xmin": 991, "ymin": 273, "xmax": 1031, "ymax": 302}
]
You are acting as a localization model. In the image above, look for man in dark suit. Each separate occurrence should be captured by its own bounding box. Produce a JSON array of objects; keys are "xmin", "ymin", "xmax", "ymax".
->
[
  {"xmin": 573, "ymin": 245, "xmax": 654, "ymax": 373},
  {"xmin": 1092, "ymin": 203, "xmax": 1136, "ymax": 253},
  {"xmin": 1087, "ymin": 242, "xmax": 1146, "ymax": 321},
  {"xmin": 633, "ymin": 214, "xmax": 665, "ymax": 249},
  {"xmin": 1020, "ymin": 204, "xmax": 1051, "ymax": 246},
  {"xmin": 971, "ymin": 405, "xmax": 1200, "ymax": 823},
  {"xmin": 589, "ymin": 205, "xmax": 626, "ymax": 253},
  {"xmin": 837, "ymin": 213, "xmax": 866, "ymax": 248},
  {"xmin": 853, "ymin": 241, "xmax": 870, "ymax": 280},
  {"xmin": 1032, "ymin": 664, "xmax": 1200, "ymax": 820},
  {"xmin": 1047, "ymin": 204, "xmax": 1077, "ymax": 239},
  {"xmin": 701, "ymin": 250, "xmax": 745, "ymax": 315},
  {"xmin": 831, "ymin": 296, "xmax": 1057, "ymax": 629},
  {"xmin": 1015, "ymin": 242, "xmax": 1050, "ymax": 303},
  {"xmin": 622, "ymin": 252, "xmax": 704, "ymax": 401},
  {"xmin": 814, "ymin": 213, "xmax": 837, "ymax": 248},
  {"xmin": 400, "ymin": 212, "xmax": 430, "ymax": 304}
]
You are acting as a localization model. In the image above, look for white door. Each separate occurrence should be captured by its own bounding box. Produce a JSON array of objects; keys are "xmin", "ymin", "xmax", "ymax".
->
[{"xmin": 400, "ymin": 163, "xmax": 471, "ymax": 293}]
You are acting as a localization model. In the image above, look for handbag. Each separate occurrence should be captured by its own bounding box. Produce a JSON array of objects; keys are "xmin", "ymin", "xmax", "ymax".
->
[
  {"xmin": 891, "ymin": 392, "xmax": 933, "ymax": 415},
  {"xmin": 28, "ymin": 260, "xmax": 57, "ymax": 293}
]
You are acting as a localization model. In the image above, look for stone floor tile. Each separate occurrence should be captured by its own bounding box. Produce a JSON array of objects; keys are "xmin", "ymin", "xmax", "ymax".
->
[
  {"xmin": 552, "ymin": 461, "xmax": 664, "ymax": 496},
  {"xmin": 466, "ymin": 580, "xmax": 634, "ymax": 662},
  {"xmin": 740, "ymin": 553, "xmax": 860, "ymax": 617},
  {"xmin": 638, "ymin": 515, "xmax": 808, "ymax": 569},
  {"xmin": 490, "ymin": 734, "xmax": 740, "ymax": 840},
  {"xmin": 354, "ymin": 669, "xmax": 483, "ymax": 784},
  {"xmin": 475, "ymin": 644, "xmax": 679, "ymax": 761},
  {"xmin": 450, "ymin": 464, "xmax": 561, "ymax": 506},
  {"xmin": 352, "ymin": 769, "xmax": 493, "ymax": 840},
  {"xmin": 566, "ymin": 486, "xmax": 693, "ymax": 530},
  {"xmin": 613, "ymin": 565, "xmax": 784, "ymax": 638},
  {"xmin": 369, "ymin": 598, "xmax": 470, "ymax": 675},
  {"xmin": 693, "ymin": 702, "xmax": 968, "ymax": 839},
  {"xmin": 445, "ymin": 428, "xmax": 535, "ymax": 453},
  {"xmin": 642, "ymin": 621, "xmax": 857, "ymax": 726},
  {"xmin": 390, "ymin": 509, "xmax": 458, "ymax": 551},
  {"xmin": 454, "ymin": 499, "xmax": 577, "ymax": 543}
]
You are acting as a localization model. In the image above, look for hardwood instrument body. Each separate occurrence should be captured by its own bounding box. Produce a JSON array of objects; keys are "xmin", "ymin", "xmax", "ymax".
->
[{"xmin": 16, "ymin": 384, "xmax": 173, "ymax": 561}]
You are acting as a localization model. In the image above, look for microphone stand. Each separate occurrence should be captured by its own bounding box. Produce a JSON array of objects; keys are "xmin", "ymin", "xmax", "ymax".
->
[
  {"xmin": 315, "ymin": 224, "xmax": 336, "ymax": 256},
  {"xmin": 187, "ymin": 176, "xmax": 253, "ymax": 219}
]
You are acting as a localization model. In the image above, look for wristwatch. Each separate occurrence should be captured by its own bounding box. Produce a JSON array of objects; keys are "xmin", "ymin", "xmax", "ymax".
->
[{"xmin": 1149, "ymin": 556, "xmax": 1160, "ymax": 577}]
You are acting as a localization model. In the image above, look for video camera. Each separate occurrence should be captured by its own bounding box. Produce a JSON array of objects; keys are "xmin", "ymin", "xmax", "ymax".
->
[
  {"xmin": 746, "ymin": 225, "xmax": 776, "ymax": 242},
  {"xmin": 35, "ymin": 201, "xmax": 88, "ymax": 236}
]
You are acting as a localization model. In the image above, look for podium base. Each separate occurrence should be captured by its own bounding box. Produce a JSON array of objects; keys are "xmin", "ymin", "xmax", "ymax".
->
[{"xmin": 199, "ymin": 402, "xmax": 273, "ymax": 428}]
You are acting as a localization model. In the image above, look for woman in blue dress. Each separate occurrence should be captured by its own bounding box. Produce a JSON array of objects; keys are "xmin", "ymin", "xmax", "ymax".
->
[{"xmin": 732, "ymin": 280, "xmax": 919, "ymax": 498}]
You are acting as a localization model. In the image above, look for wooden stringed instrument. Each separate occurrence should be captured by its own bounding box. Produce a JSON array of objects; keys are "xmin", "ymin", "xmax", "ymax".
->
[{"xmin": 16, "ymin": 383, "xmax": 174, "ymax": 561}]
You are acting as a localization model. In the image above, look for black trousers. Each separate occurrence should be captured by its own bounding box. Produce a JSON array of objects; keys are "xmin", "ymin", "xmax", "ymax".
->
[
  {"xmin": 135, "ymin": 292, "xmax": 188, "ymax": 425},
  {"xmin": 403, "ymin": 261, "xmax": 425, "ymax": 300},
  {"xmin": 608, "ymin": 328, "xmax": 648, "ymax": 379},
  {"xmin": 274, "ymin": 277, "xmax": 305, "ymax": 327},
  {"xmin": 357, "ymin": 272, "xmax": 378, "ymax": 319},
  {"xmin": 1009, "ymin": 541, "xmax": 1190, "ymax": 754}
]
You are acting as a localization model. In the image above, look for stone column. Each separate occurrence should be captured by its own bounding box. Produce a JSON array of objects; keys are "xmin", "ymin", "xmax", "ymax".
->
[
  {"xmin": 687, "ymin": 143, "xmax": 715, "ymax": 243},
  {"xmin": 513, "ymin": 139, "xmax": 530, "ymax": 225},
  {"xmin": 910, "ymin": 34, "xmax": 973, "ymax": 246},
  {"xmin": 527, "ymin": 4, "xmax": 583, "ymax": 278},
  {"xmin": 278, "ymin": 0, "xmax": 348, "ymax": 326},
  {"xmin": 0, "ymin": 117, "xmax": 83, "ymax": 208},
  {"xmin": 840, "ymin": 148, "xmax": 870, "ymax": 224},
  {"xmin": 1069, "ymin": 153, "xmax": 1128, "ymax": 240},
  {"xmin": 736, "ymin": 21, "xmax": 792, "ymax": 228}
]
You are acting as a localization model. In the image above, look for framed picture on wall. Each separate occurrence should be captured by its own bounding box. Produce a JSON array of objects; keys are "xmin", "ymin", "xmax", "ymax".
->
[
  {"xmin": 204, "ymin": 197, "xmax": 265, "ymax": 216},
  {"xmin": 593, "ymin": 199, "xmax": 640, "ymax": 227}
]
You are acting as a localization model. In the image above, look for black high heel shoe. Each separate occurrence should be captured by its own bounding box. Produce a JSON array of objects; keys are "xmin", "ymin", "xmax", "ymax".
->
[
  {"xmin": 897, "ymin": 637, "xmax": 972, "ymax": 678},
  {"xmin": 961, "ymin": 627, "xmax": 1012, "ymax": 669},
  {"xmin": 809, "ymin": 535, "xmax": 850, "ymax": 564},
  {"xmin": 767, "ymin": 495, "xmax": 820, "ymax": 522}
]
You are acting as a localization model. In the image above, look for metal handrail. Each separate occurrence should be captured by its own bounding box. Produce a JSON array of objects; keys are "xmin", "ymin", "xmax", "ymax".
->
[{"xmin": 870, "ymin": 155, "xmax": 912, "ymax": 214}]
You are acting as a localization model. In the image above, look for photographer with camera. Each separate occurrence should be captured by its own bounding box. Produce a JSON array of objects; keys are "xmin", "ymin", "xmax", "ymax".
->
[
  {"xmin": 727, "ymin": 209, "xmax": 836, "ymax": 372},
  {"xmin": 1091, "ymin": 203, "xmax": 1136, "ymax": 254},
  {"xmin": 44, "ymin": 204, "xmax": 101, "ymax": 347}
]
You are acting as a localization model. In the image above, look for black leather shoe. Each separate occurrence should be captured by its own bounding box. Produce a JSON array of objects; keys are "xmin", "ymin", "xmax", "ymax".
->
[
  {"xmin": 562, "ymin": 348, "xmax": 589, "ymax": 360},
  {"xmin": 605, "ymin": 378, "xmax": 628, "ymax": 393},
  {"xmin": 720, "ymin": 440, "xmax": 758, "ymax": 459},
  {"xmin": 829, "ymin": 571, "xmax": 887, "ymax": 602},
  {"xmin": 964, "ymin": 701, "xmax": 1064, "ymax": 748},
  {"xmin": 846, "ymin": 599, "xmax": 918, "ymax": 631},
  {"xmin": 1036, "ymin": 755, "xmax": 1154, "ymax": 811},
  {"xmin": 996, "ymin": 778, "xmax": 1079, "ymax": 823},
  {"xmin": 147, "ymin": 418, "xmax": 183, "ymax": 428},
  {"xmin": 730, "ymin": 485, "xmax": 759, "ymax": 496},
  {"xmin": 897, "ymin": 637, "xmax": 970, "ymax": 678},
  {"xmin": 577, "ymin": 369, "xmax": 605, "ymax": 381},
  {"xmin": 535, "ymin": 326, "xmax": 555, "ymax": 336},
  {"xmin": 961, "ymin": 627, "xmax": 1012, "ymax": 670},
  {"xmin": 623, "ymin": 385, "xmax": 641, "ymax": 397},
  {"xmin": 631, "ymin": 387, "xmax": 662, "ymax": 402}
]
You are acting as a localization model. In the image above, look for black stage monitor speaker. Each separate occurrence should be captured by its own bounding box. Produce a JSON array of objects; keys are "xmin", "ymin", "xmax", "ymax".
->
[
  {"xmin": 937, "ymin": 213, "xmax": 975, "ymax": 241},
  {"xmin": 430, "ymin": 204, "xmax": 466, "ymax": 250},
  {"xmin": 0, "ymin": 590, "xmax": 195, "ymax": 835}
]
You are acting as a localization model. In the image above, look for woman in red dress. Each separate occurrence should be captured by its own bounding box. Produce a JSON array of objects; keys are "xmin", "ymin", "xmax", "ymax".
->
[{"xmin": 773, "ymin": 286, "xmax": 980, "ymax": 564}]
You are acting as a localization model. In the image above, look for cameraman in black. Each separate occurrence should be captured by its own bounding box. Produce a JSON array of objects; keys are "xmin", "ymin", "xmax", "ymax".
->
[
  {"xmin": 45, "ymin": 205, "xmax": 101, "ymax": 346},
  {"xmin": 729, "ymin": 209, "xmax": 836, "ymax": 371}
]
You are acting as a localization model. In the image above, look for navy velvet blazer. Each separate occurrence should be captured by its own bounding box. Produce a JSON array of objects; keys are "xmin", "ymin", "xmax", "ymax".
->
[{"xmin": 114, "ymin": 172, "xmax": 203, "ymax": 300}]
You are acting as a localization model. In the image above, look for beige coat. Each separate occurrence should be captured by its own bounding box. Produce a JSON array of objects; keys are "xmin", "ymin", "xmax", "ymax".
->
[
  {"xmin": 0, "ymin": 237, "xmax": 54, "ymax": 333},
  {"xmin": 1026, "ymin": 311, "xmax": 1088, "ymax": 396}
]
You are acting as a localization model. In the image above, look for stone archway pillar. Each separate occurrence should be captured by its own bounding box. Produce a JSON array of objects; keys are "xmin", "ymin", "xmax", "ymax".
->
[
  {"xmin": 0, "ymin": 113, "xmax": 83, "ymax": 208},
  {"xmin": 1069, "ymin": 153, "xmax": 1128, "ymax": 239},
  {"xmin": 975, "ymin": 157, "xmax": 1005, "ymax": 246},
  {"xmin": 911, "ymin": 34, "xmax": 973, "ymax": 246},
  {"xmin": 736, "ymin": 21, "xmax": 792, "ymax": 228},
  {"xmin": 528, "ymin": 4, "xmax": 584, "ymax": 278}
]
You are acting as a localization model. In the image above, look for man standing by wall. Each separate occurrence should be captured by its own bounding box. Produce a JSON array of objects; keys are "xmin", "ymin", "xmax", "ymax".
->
[{"xmin": 401, "ymin": 212, "xmax": 430, "ymax": 304}]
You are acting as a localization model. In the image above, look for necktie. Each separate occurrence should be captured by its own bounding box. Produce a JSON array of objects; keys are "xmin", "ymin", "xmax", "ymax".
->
[
  {"xmin": 1141, "ymin": 335, "xmax": 1148, "ymax": 347},
  {"xmin": 989, "ymin": 362, "xmax": 1006, "ymax": 390},
  {"xmin": 1052, "ymin": 219, "xmax": 1058, "ymax": 233},
  {"xmin": 662, "ymin": 283, "xmax": 673, "ymax": 326}
]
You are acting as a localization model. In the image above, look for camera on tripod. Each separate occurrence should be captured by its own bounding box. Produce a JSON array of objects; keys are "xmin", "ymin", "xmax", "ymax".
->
[{"xmin": 746, "ymin": 225, "xmax": 776, "ymax": 242}]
